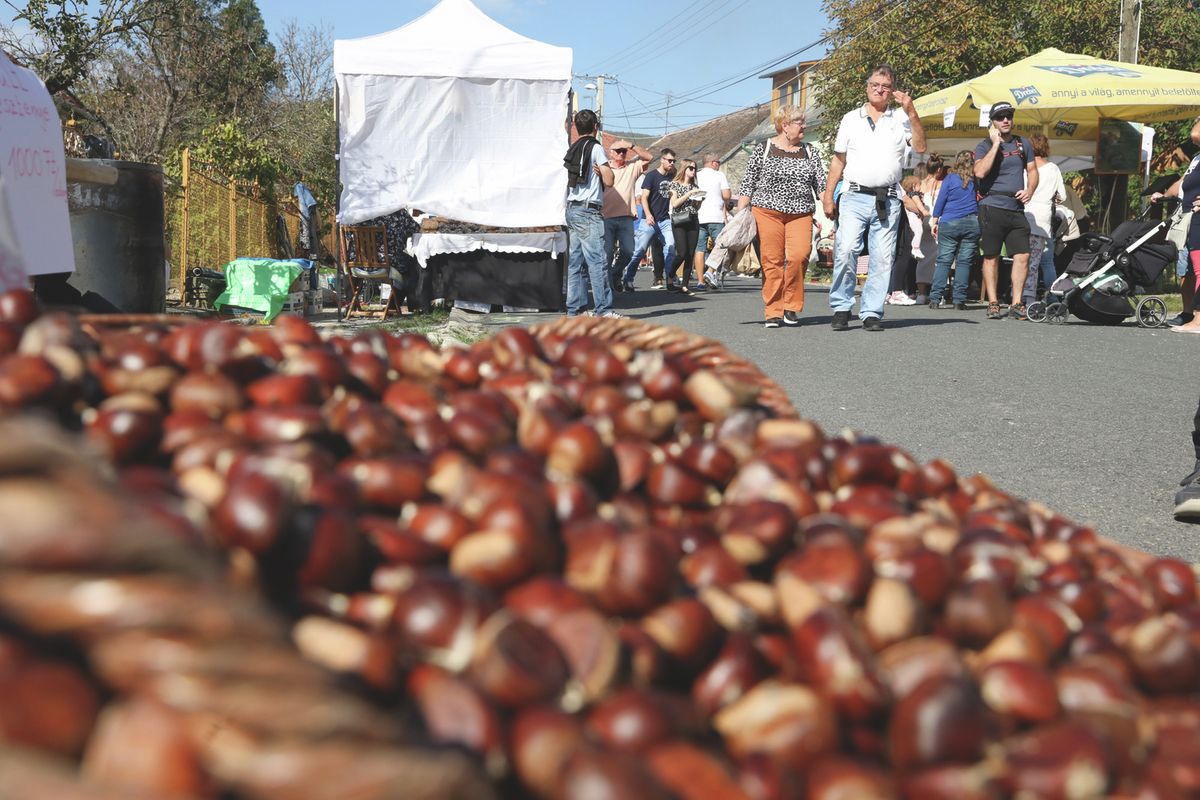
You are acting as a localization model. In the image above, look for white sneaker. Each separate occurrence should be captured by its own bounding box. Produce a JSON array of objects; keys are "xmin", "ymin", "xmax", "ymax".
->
[
  {"xmin": 891, "ymin": 291, "xmax": 917, "ymax": 306},
  {"xmin": 598, "ymin": 310, "xmax": 623, "ymax": 319}
]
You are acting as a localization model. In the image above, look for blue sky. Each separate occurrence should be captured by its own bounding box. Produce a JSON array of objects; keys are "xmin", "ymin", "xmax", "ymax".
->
[{"xmin": 255, "ymin": 0, "xmax": 829, "ymax": 135}]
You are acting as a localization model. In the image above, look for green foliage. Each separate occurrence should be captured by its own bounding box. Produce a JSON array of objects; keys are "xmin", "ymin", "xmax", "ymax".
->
[
  {"xmin": 7, "ymin": 0, "xmax": 170, "ymax": 95},
  {"xmin": 164, "ymin": 119, "xmax": 284, "ymax": 187}
]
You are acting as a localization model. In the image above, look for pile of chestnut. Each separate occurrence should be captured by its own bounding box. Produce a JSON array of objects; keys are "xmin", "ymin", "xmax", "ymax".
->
[{"xmin": 0, "ymin": 287, "xmax": 1198, "ymax": 800}]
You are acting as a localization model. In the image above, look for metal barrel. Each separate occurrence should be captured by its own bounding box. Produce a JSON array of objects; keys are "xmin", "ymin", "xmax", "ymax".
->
[{"xmin": 63, "ymin": 160, "xmax": 166, "ymax": 313}]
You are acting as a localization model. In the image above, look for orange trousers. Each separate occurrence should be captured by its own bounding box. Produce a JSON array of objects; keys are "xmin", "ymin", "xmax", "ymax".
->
[{"xmin": 751, "ymin": 207, "xmax": 812, "ymax": 319}]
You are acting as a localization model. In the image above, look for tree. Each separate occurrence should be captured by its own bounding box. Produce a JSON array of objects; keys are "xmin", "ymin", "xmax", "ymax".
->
[
  {"xmin": 267, "ymin": 19, "xmax": 337, "ymax": 206},
  {"xmin": 1, "ymin": 0, "xmax": 178, "ymax": 95},
  {"xmin": 66, "ymin": 0, "xmax": 279, "ymax": 166}
]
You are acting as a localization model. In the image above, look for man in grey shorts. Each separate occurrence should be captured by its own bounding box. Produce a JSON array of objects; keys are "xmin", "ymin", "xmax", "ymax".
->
[{"xmin": 974, "ymin": 101, "xmax": 1038, "ymax": 319}]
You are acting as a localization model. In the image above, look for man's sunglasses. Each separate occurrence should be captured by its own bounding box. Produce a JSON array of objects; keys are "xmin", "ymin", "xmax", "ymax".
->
[
  {"xmin": 613, "ymin": 148, "xmax": 628, "ymax": 154},
  {"xmin": 993, "ymin": 113, "xmax": 1014, "ymax": 121}
]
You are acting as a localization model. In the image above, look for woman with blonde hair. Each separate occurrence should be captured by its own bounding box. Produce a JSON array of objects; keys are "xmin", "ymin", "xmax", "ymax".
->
[
  {"xmin": 662, "ymin": 158, "xmax": 703, "ymax": 294},
  {"xmin": 737, "ymin": 105, "xmax": 827, "ymax": 328},
  {"xmin": 928, "ymin": 150, "xmax": 980, "ymax": 309}
]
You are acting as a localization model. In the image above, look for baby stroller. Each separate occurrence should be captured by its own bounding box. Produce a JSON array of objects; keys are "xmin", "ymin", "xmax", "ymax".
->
[{"xmin": 1028, "ymin": 199, "xmax": 1182, "ymax": 327}]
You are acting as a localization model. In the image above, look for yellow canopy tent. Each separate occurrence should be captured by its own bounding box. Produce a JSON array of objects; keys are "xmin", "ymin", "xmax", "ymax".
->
[{"xmin": 912, "ymin": 48, "xmax": 1200, "ymax": 160}]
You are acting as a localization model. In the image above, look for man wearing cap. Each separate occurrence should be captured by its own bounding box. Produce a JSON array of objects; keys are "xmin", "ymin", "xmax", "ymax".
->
[
  {"xmin": 602, "ymin": 139, "xmax": 653, "ymax": 293},
  {"xmin": 823, "ymin": 64, "xmax": 926, "ymax": 332},
  {"xmin": 974, "ymin": 100, "xmax": 1038, "ymax": 320}
]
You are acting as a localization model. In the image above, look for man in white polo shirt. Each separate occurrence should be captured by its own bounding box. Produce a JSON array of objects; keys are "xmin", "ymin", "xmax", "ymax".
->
[{"xmin": 823, "ymin": 64, "xmax": 926, "ymax": 332}]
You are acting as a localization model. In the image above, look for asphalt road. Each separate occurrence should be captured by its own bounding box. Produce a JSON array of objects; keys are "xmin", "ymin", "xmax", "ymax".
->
[{"xmin": 610, "ymin": 269, "xmax": 1200, "ymax": 562}]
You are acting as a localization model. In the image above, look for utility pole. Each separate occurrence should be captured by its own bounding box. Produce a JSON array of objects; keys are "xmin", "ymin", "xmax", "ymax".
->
[
  {"xmin": 664, "ymin": 92, "xmax": 672, "ymax": 136},
  {"xmin": 1101, "ymin": 0, "xmax": 1141, "ymax": 229},
  {"xmin": 572, "ymin": 73, "xmax": 614, "ymax": 128},
  {"xmin": 1118, "ymin": 0, "xmax": 1141, "ymax": 64},
  {"xmin": 596, "ymin": 76, "xmax": 605, "ymax": 128}
]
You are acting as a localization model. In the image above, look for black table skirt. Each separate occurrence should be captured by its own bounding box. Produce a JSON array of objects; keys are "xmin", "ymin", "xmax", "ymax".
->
[{"xmin": 418, "ymin": 250, "xmax": 565, "ymax": 312}]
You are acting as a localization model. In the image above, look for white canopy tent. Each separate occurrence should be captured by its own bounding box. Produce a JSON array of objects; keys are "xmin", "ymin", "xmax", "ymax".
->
[{"xmin": 333, "ymin": 0, "xmax": 572, "ymax": 227}]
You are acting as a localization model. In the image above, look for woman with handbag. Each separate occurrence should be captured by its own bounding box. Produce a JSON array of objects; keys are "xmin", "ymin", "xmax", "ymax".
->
[
  {"xmin": 737, "ymin": 105, "xmax": 827, "ymax": 328},
  {"xmin": 663, "ymin": 159, "xmax": 704, "ymax": 294}
]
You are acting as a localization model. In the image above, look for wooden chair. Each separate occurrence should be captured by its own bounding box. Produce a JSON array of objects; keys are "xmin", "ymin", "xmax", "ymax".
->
[{"xmin": 337, "ymin": 225, "xmax": 403, "ymax": 320}]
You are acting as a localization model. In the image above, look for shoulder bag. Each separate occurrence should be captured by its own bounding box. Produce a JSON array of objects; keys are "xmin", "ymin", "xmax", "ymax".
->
[{"xmin": 670, "ymin": 185, "xmax": 698, "ymax": 226}]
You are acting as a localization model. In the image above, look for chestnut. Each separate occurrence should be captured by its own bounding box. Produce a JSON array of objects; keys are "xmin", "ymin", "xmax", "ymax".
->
[
  {"xmin": 338, "ymin": 455, "xmax": 429, "ymax": 510},
  {"xmin": 509, "ymin": 706, "xmax": 586, "ymax": 799},
  {"xmin": 978, "ymin": 660, "xmax": 1061, "ymax": 725},
  {"xmin": 468, "ymin": 611, "xmax": 569, "ymax": 708},
  {"xmin": 712, "ymin": 680, "xmax": 838, "ymax": 768},
  {"xmin": 888, "ymin": 675, "xmax": 989, "ymax": 770},
  {"xmin": 646, "ymin": 741, "xmax": 750, "ymax": 800},
  {"xmin": 691, "ymin": 632, "xmax": 769, "ymax": 718},
  {"xmin": 641, "ymin": 598, "xmax": 721, "ymax": 672},
  {"xmin": 789, "ymin": 607, "xmax": 891, "ymax": 720},
  {"xmin": 586, "ymin": 688, "xmax": 679, "ymax": 752},
  {"xmin": 998, "ymin": 721, "xmax": 1111, "ymax": 799},
  {"xmin": 407, "ymin": 664, "xmax": 506, "ymax": 773},
  {"xmin": 545, "ymin": 607, "xmax": 622, "ymax": 703},
  {"xmin": 558, "ymin": 747, "xmax": 672, "ymax": 800}
]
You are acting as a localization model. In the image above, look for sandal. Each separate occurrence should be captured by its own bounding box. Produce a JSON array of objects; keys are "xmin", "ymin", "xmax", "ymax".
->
[
  {"xmin": 1009, "ymin": 302, "xmax": 1027, "ymax": 321},
  {"xmin": 986, "ymin": 302, "xmax": 1002, "ymax": 320}
]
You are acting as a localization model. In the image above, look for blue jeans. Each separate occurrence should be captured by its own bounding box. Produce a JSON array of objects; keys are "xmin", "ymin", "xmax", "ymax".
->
[
  {"xmin": 566, "ymin": 205, "xmax": 612, "ymax": 316},
  {"xmin": 622, "ymin": 218, "xmax": 674, "ymax": 284},
  {"xmin": 829, "ymin": 192, "xmax": 901, "ymax": 319},
  {"xmin": 930, "ymin": 214, "xmax": 980, "ymax": 305},
  {"xmin": 603, "ymin": 216, "xmax": 635, "ymax": 286}
]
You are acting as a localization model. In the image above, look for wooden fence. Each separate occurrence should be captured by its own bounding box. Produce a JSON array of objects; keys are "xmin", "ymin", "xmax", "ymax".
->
[{"xmin": 164, "ymin": 150, "xmax": 334, "ymax": 304}]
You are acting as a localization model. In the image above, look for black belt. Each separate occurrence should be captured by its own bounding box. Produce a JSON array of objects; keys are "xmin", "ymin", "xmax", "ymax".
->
[
  {"xmin": 847, "ymin": 183, "xmax": 897, "ymax": 220},
  {"xmin": 568, "ymin": 200, "xmax": 602, "ymax": 210}
]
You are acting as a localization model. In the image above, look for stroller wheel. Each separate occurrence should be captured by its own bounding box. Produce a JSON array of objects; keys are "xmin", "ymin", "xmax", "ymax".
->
[
  {"xmin": 1135, "ymin": 296, "xmax": 1168, "ymax": 328},
  {"xmin": 1026, "ymin": 301, "xmax": 1048, "ymax": 322},
  {"xmin": 1045, "ymin": 302, "xmax": 1069, "ymax": 324}
]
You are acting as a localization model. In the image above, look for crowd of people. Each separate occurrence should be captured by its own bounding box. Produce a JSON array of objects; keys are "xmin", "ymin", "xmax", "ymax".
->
[
  {"xmin": 567, "ymin": 71, "xmax": 1200, "ymax": 334},
  {"xmin": 565, "ymin": 65, "xmax": 1098, "ymax": 332}
]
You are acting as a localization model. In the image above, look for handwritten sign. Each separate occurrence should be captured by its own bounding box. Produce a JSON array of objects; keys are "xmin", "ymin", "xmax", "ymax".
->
[{"xmin": 0, "ymin": 52, "xmax": 74, "ymax": 287}]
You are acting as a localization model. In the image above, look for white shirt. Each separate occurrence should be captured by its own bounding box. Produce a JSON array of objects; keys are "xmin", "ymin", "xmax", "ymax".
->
[
  {"xmin": 834, "ymin": 105, "xmax": 912, "ymax": 188},
  {"xmin": 566, "ymin": 142, "xmax": 608, "ymax": 205},
  {"xmin": 1025, "ymin": 161, "xmax": 1066, "ymax": 238},
  {"xmin": 695, "ymin": 167, "xmax": 731, "ymax": 224}
]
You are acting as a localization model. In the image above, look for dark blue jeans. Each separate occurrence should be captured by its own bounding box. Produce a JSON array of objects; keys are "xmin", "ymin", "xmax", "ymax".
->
[{"xmin": 930, "ymin": 214, "xmax": 980, "ymax": 305}]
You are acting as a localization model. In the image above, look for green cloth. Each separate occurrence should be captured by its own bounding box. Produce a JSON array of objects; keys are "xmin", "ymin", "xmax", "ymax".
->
[{"xmin": 213, "ymin": 258, "xmax": 304, "ymax": 321}]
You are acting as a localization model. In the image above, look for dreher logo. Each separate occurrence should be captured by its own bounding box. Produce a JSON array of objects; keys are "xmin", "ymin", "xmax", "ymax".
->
[
  {"xmin": 1034, "ymin": 64, "xmax": 1142, "ymax": 79},
  {"xmin": 1011, "ymin": 86, "xmax": 1041, "ymax": 105},
  {"xmin": 1054, "ymin": 121, "xmax": 1079, "ymax": 137}
]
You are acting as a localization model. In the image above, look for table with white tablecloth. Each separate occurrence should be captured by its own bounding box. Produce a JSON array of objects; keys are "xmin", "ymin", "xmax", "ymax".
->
[{"xmin": 407, "ymin": 231, "xmax": 567, "ymax": 311}]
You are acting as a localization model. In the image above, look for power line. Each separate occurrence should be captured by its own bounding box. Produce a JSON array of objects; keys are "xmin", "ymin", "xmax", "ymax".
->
[
  {"xmin": 584, "ymin": 0, "xmax": 731, "ymax": 72},
  {"xmin": 629, "ymin": 0, "xmax": 927, "ymax": 118},
  {"xmin": 606, "ymin": 0, "xmax": 743, "ymax": 74}
]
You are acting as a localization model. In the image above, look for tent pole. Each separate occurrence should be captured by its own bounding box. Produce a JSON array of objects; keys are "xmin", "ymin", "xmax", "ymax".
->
[{"xmin": 334, "ymin": 80, "xmax": 344, "ymax": 321}]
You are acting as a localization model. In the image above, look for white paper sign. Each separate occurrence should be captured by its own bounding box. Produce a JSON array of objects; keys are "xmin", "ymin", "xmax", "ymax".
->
[
  {"xmin": 943, "ymin": 106, "xmax": 956, "ymax": 129},
  {"xmin": 0, "ymin": 53, "xmax": 75, "ymax": 282},
  {"xmin": 979, "ymin": 105, "xmax": 992, "ymax": 128}
]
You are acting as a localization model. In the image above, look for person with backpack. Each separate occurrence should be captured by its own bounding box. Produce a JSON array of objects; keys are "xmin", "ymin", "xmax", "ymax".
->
[
  {"xmin": 973, "ymin": 101, "xmax": 1038, "ymax": 320},
  {"xmin": 563, "ymin": 109, "xmax": 617, "ymax": 317}
]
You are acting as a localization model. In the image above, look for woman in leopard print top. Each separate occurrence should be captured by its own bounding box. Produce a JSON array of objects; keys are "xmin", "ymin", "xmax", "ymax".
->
[{"xmin": 737, "ymin": 105, "xmax": 827, "ymax": 328}]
